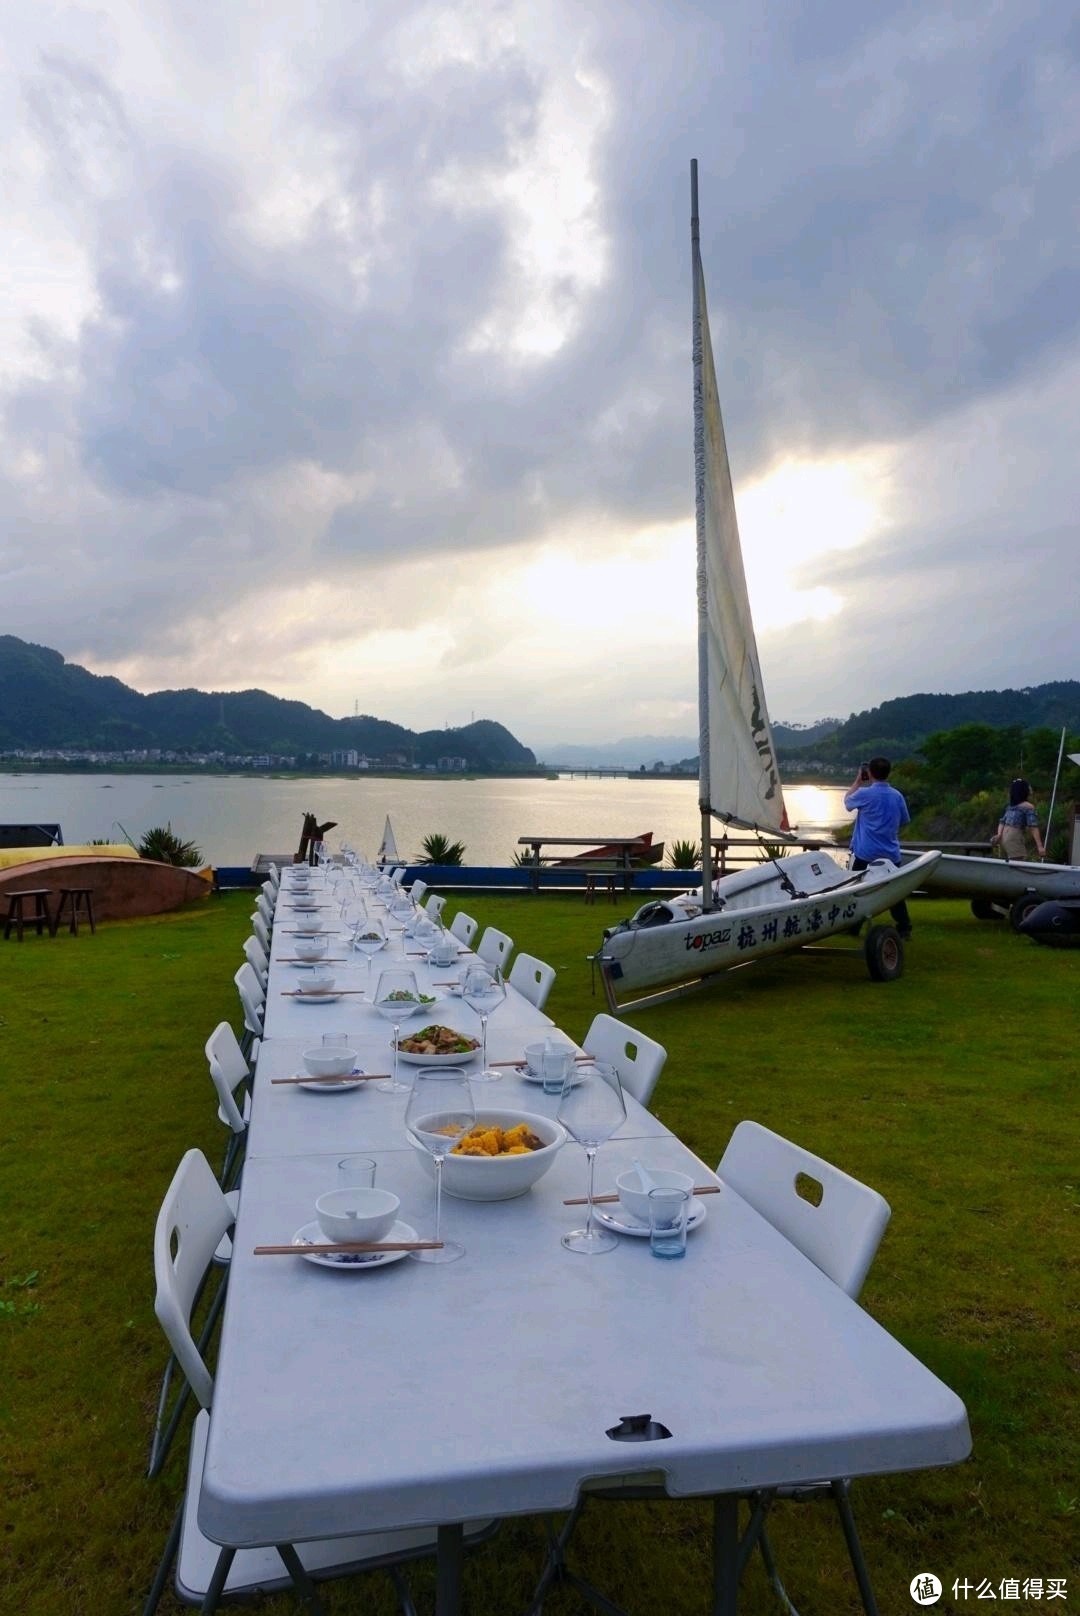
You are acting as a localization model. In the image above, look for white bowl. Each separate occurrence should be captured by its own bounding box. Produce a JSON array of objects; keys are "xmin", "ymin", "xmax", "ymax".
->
[
  {"xmin": 615, "ymin": 1167, "xmax": 695, "ymax": 1226},
  {"xmin": 308, "ymin": 969, "xmax": 336, "ymax": 993},
  {"xmin": 410, "ymin": 1108, "xmax": 566, "ymax": 1201},
  {"xmin": 523, "ymin": 1040, "xmax": 577, "ymax": 1077},
  {"xmin": 315, "ymin": 1188, "xmax": 400, "ymax": 1243},
  {"xmin": 302, "ymin": 1046, "xmax": 358, "ymax": 1078},
  {"xmin": 295, "ymin": 936, "xmax": 329, "ymax": 961}
]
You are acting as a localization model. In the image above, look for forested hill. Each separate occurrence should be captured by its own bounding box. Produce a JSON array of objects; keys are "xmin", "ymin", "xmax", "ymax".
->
[
  {"xmin": 0, "ymin": 636, "xmax": 535, "ymax": 768},
  {"xmin": 776, "ymin": 682, "xmax": 1080, "ymax": 765}
]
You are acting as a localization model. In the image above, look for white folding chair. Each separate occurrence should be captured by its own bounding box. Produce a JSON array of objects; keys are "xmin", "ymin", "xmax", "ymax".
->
[
  {"xmin": 145, "ymin": 1150, "xmax": 493, "ymax": 1616},
  {"xmin": 476, "ymin": 925, "xmax": 513, "ymax": 970},
  {"xmin": 449, "ymin": 911, "xmax": 477, "ymax": 948},
  {"xmin": 255, "ymin": 891, "xmax": 274, "ymax": 930},
  {"xmin": 241, "ymin": 935, "xmax": 268, "ymax": 991},
  {"xmin": 581, "ymin": 1012, "xmax": 666, "ymax": 1106},
  {"xmin": 205, "ymin": 1022, "xmax": 253, "ymax": 1190},
  {"xmin": 408, "ymin": 878, "xmax": 428, "ymax": 903},
  {"xmin": 250, "ymin": 910, "xmax": 271, "ymax": 954},
  {"xmin": 715, "ymin": 1120, "xmax": 892, "ymax": 1615},
  {"xmin": 507, "ymin": 952, "xmax": 556, "ymax": 1012},
  {"xmin": 423, "ymin": 893, "xmax": 446, "ymax": 924},
  {"xmin": 390, "ymin": 867, "xmax": 406, "ymax": 886},
  {"xmin": 267, "ymin": 863, "xmax": 281, "ymax": 890},
  {"xmin": 232, "ymin": 962, "xmax": 264, "ymax": 1052}
]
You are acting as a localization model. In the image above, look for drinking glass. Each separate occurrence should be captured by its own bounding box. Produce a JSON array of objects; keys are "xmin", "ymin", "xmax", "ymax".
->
[
  {"xmin": 373, "ymin": 966, "xmax": 422, "ymax": 1093},
  {"xmin": 405, "ymin": 1068, "xmax": 474, "ymax": 1263},
  {"xmin": 649, "ymin": 1187, "xmax": 689, "ymax": 1259},
  {"xmin": 461, "ymin": 963, "xmax": 505, "ymax": 1082},
  {"xmin": 353, "ymin": 916, "xmax": 387, "ymax": 988},
  {"xmin": 338, "ymin": 1156, "xmax": 376, "ymax": 1189},
  {"xmin": 541, "ymin": 1043, "xmax": 575, "ymax": 1096},
  {"xmin": 557, "ymin": 1062, "xmax": 626, "ymax": 1254}
]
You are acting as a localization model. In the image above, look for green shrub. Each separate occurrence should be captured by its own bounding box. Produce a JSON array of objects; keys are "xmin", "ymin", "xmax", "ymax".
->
[
  {"xmin": 138, "ymin": 823, "xmax": 203, "ymax": 867},
  {"xmin": 668, "ymin": 838, "xmax": 701, "ymax": 869},
  {"xmin": 418, "ymin": 832, "xmax": 466, "ymax": 866}
]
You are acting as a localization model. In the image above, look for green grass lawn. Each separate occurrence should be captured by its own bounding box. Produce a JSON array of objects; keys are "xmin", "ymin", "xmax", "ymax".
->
[{"xmin": 1, "ymin": 888, "xmax": 1076, "ymax": 1615}]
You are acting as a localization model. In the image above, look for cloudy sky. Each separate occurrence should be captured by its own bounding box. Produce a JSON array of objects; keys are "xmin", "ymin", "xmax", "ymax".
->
[{"xmin": 2, "ymin": 0, "xmax": 1078, "ymax": 748}]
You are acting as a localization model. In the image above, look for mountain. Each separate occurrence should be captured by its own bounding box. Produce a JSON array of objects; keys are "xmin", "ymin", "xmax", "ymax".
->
[
  {"xmin": 0, "ymin": 637, "xmax": 536, "ymax": 768},
  {"xmin": 775, "ymin": 683, "xmax": 1080, "ymax": 765}
]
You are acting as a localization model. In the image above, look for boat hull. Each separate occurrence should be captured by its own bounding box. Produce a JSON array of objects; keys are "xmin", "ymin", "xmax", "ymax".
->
[
  {"xmin": 0, "ymin": 855, "xmax": 210, "ymax": 923},
  {"xmin": 598, "ymin": 850, "xmax": 940, "ymax": 998},
  {"xmin": 902, "ymin": 851, "xmax": 1080, "ymax": 903},
  {"xmin": 1018, "ymin": 899, "xmax": 1080, "ymax": 947}
]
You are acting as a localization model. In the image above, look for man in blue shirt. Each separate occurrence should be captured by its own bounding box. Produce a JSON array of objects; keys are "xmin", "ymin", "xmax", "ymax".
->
[{"xmin": 844, "ymin": 756, "xmax": 913, "ymax": 938}]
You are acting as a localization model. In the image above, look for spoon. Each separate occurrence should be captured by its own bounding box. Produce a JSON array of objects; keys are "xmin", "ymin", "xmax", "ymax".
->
[{"xmin": 632, "ymin": 1158, "xmax": 659, "ymax": 1194}]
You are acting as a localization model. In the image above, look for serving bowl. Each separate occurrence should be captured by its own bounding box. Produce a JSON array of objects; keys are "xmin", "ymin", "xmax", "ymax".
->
[
  {"xmin": 615, "ymin": 1166, "xmax": 695, "ymax": 1226},
  {"xmin": 315, "ymin": 1188, "xmax": 400, "ymax": 1243},
  {"xmin": 302, "ymin": 1045, "xmax": 358, "ymax": 1078},
  {"xmin": 409, "ymin": 1108, "xmax": 566, "ymax": 1201},
  {"xmin": 295, "ymin": 935, "xmax": 329, "ymax": 961}
]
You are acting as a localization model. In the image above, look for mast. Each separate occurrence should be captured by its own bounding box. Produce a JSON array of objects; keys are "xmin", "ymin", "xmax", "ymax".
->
[{"xmin": 692, "ymin": 158, "xmax": 714, "ymax": 910}]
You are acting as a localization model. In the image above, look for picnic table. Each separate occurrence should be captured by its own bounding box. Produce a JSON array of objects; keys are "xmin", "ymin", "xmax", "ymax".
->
[
  {"xmin": 517, "ymin": 835, "xmax": 649, "ymax": 894},
  {"xmin": 193, "ymin": 862, "xmax": 972, "ymax": 1614}
]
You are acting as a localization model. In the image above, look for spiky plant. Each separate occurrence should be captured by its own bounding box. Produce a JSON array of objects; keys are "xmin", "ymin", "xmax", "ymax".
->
[
  {"xmin": 668, "ymin": 838, "xmax": 701, "ymax": 869},
  {"xmin": 138, "ymin": 824, "xmax": 203, "ymax": 867},
  {"xmin": 417, "ymin": 832, "xmax": 466, "ymax": 866}
]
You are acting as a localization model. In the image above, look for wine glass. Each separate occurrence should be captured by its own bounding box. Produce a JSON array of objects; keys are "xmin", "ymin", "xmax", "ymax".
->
[
  {"xmin": 557, "ymin": 1062, "xmax": 626, "ymax": 1254},
  {"xmin": 341, "ymin": 900, "xmax": 365, "ymax": 945},
  {"xmin": 461, "ymin": 962, "xmax": 505, "ymax": 1083},
  {"xmin": 353, "ymin": 916, "xmax": 387, "ymax": 989},
  {"xmin": 373, "ymin": 966, "xmax": 422, "ymax": 1093},
  {"xmin": 405, "ymin": 1068, "xmax": 474, "ymax": 1263}
]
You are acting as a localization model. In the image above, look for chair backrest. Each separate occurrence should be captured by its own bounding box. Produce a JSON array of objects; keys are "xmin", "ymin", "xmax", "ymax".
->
[
  {"xmin": 250, "ymin": 911, "xmax": 271, "ymax": 953},
  {"xmin": 582, "ymin": 1012, "xmax": 667, "ymax": 1107},
  {"xmin": 154, "ymin": 1149, "xmax": 235, "ymax": 1410},
  {"xmin": 449, "ymin": 911, "xmax": 477, "ymax": 947},
  {"xmin": 408, "ymin": 878, "xmax": 428, "ymax": 903},
  {"xmin": 242, "ymin": 934, "xmax": 268, "ymax": 988},
  {"xmin": 717, "ymin": 1121, "xmax": 890, "ymax": 1299},
  {"xmin": 424, "ymin": 893, "xmax": 446, "ymax": 924},
  {"xmin": 234, "ymin": 959, "xmax": 265, "ymax": 1009},
  {"xmin": 255, "ymin": 892, "xmax": 274, "ymax": 928},
  {"xmin": 477, "ymin": 926, "xmax": 513, "ymax": 969},
  {"xmin": 205, "ymin": 1021, "xmax": 251, "ymax": 1137},
  {"xmin": 233, "ymin": 963, "xmax": 265, "ymax": 1037},
  {"xmin": 267, "ymin": 862, "xmax": 280, "ymax": 888},
  {"xmin": 260, "ymin": 878, "xmax": 276, "ymax": 903},
  {"xmin": 507, "ymin": 951, "xmax": 556, "ymax": 1012},
  {"xmin": 390, "ymin": 868, "xmax": 406, "ymax": 886}
]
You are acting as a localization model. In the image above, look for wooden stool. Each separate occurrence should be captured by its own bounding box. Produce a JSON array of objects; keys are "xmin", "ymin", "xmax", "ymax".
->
[
  {"xmin": 52, "ymin": 888, "xmax": 97, "ymax": 936},
  {"xmin": 3, "ymin": 888, "xmax": 53, "ymax": 940},
  {"xmin": 584, "ymin": 871, "xmax": 618, "ymax": 905}
]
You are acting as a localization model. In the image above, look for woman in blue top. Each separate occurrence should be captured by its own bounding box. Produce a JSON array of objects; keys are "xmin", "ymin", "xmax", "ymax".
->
[{"xmin": 991, "ymin": 779, "xmax": 1045, "ymax": 861}]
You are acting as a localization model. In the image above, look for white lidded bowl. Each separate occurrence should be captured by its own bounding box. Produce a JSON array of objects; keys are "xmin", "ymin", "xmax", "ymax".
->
[
  {"xmin": 302, "ymin": 1045, "xmax": 358, "ymax": 1078},
  {"xmin": 615, "ymin": 1167, "xmax": 695, "ymax": 1226},
  {"xmin": 315, "ymin": 1188, "xmax": 399, "ymax": 1243},
  {"xmin": 410, "ymin": 1108, "xmax": 566, "ymax": 1201}
]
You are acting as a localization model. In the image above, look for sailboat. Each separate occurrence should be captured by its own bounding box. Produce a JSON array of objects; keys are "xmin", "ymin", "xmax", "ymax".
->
[
  {"xmin": 376, "ymin": 815, "xmax": 400, "ymax": 869},
  {"xmin": 594, "ymin": 162, "xmax": 939, "ymax": 1012}
]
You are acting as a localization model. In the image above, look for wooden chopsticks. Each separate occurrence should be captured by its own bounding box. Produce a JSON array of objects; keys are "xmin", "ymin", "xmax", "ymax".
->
[
  {"xmin": 270, "ymin": 1072, "xmax": 390, "ymax": 1085},
  {"xmin": 280, "ymin": 988, "xmax": 369, "ymax": 997},
  {"xmin": 563, "ymin": 1186, "xmax": 722, "ymax": 1206},
  {"xmin": 255, "ymin": 1240, "xmax": 443, "ymax": 1255}
]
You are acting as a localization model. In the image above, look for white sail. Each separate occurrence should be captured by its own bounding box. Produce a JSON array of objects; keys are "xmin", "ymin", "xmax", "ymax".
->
[
  {"xmin": 376, "ymin": 815, "xmax": 399, "ymax": 866},
  {"xmin": 694, "ymin": 240, "xmax": 787, "ymax": 836}
]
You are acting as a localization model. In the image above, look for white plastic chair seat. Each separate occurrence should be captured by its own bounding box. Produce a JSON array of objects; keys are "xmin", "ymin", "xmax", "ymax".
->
[
  {"xmin": 212, "ymin": 1189, "xmax": 240, "ymax": 1266},
  {"xmin": 476, "ymin": 925, "xmax": 513, "ymax": 969},
  {"xmin": 215, "ymin": 1089, "xmax": 251, "ymax": 1132},
  {"xmin": 507, "ymin": 952, "xmax": 556, "ymax": 1012},
  {"xmin": 175, "ymin": 1412, "xmax": 450, "ymax": 1604},
  {"xmin": 423, "ymin": 893, "xmax": 446, "ymax": 923},
  {"xmin": 449, "ymin": 911, "xmax": 477, "ymax": 947}
]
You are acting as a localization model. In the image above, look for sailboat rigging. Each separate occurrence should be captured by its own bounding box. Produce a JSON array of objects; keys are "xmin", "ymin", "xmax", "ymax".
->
[{"xmin": 594, "ymin": 162, "xmax": 938, "ymax": 1011}]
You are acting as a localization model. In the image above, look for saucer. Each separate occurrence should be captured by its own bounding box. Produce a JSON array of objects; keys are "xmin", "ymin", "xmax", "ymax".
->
[
  {"xmin": 518, "ymin": 1064, "xmax": 586, "ymax": 1090},
  {"xmin": 292, "ymin": 990, "xmax": 343, "ymax": 1005},
  {"xmin": 292, "ymin": 1219, "xmax": 419, "ymax": 1268},
  {"xmin": 592, "ymin": 1200, "xmax": 708, "ymax": 1238},
  {"xmin": 295, "ymin": 1068, "xmax": 367, "ymax": 1093}
]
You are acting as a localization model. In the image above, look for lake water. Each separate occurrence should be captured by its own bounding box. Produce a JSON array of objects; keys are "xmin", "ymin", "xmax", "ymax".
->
[{"xmin": 0, "ymin": 772, "xmax": 851, "ymax": 866}]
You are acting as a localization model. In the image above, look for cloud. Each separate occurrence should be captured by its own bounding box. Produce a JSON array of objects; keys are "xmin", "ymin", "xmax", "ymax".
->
[{"xmin": 1, "ymin": 0, "xmax": 1078, "ymax": 743}]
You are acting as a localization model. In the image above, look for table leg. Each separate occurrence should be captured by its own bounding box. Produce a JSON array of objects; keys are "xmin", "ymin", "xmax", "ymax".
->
[
  {"xmin": 435, "ymin": 1522, "xmax": 464, "ymax": 1616},
  {"xmin": 711, "ymin": 1495, "xmax": 739, "ymax": 1616}
]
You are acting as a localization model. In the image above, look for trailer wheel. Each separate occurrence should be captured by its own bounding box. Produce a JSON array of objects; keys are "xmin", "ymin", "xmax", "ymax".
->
[
  {"xmin": 970, "ymin": 898, "xmax": 1000, "ymax": 921},
  {"xmin": 1009, "ymin": 894, "xmax": 1041, "ymax": 933},
  {"xmin": 865, "ymin": 924, "xmax": 904, "ymax": 982}
]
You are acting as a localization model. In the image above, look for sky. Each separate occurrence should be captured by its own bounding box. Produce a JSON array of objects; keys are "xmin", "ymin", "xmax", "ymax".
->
[{"xmin": 2, "ymin": 0, "xmax": 1078, "ymax": 750}]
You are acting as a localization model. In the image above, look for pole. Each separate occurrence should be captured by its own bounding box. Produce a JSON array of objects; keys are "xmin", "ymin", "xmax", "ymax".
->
[
  {"xmin": 1043, "ymin": 725, "xmax": 1067, "ymax": 858},
  {"xmin": 692, "ymin": 158, "xmax": 714, "ymax": 910}
]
